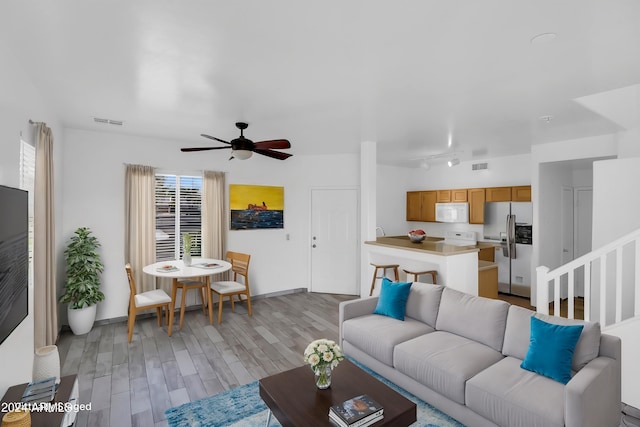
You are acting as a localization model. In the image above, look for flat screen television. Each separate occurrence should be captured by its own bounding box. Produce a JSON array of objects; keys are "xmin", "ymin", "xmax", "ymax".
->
[{"xmin": 0, "ymin": 185, "xmax": 28, "ymax": 345}]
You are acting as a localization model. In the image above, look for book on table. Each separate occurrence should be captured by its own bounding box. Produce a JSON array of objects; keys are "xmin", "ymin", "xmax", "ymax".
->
[
  {"xmin": 192, "ymin": 262, "xmax": 221, "ymax": 269},
  {"xmin": 329, "ymin": 394, "xmax": 384, "ymax": 427},
  {"xmin": 21, "ymin": 376, "xmax": 57, "ymax": 403},
  {"xmin": 329, "ymin": 410, "xmax": 383, "ymax": 427}
]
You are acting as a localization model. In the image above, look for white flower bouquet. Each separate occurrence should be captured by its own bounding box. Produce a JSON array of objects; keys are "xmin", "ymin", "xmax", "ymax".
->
[
  {"xmin": 304, "ymin": 338, "xmax": 344, "ymax": 371},
  {"xmin": 304, "ymin": 339, "xmax": 344, "ymax": 388}
]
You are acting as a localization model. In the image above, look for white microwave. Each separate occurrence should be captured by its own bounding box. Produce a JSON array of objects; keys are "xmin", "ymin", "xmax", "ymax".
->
[{"xmin": 435, "ymin": 203, "xmax": 469, "ymax": 223}]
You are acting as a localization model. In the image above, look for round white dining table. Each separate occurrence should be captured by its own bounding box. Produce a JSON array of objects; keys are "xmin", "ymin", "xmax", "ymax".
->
[{"xmin": 143, "ymin": 258, "xmax": 232, "ymax": 336}]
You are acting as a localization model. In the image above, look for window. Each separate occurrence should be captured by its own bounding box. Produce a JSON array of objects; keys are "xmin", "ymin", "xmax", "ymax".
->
[
  {"xmin": 155, "ymin": 174, "xmax": 202, "ymax": 261},
  {"xmin": 20, "ymin": 139, "xmax": 35, "ymax": 284}
]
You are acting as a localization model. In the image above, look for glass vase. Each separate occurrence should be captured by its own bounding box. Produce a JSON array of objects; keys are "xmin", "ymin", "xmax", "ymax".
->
[
  {"xmin": 183, "ymin": 253, "xmax": 192, "ymax": 266},
  {"xmin": 314, "ymin": 364, "xmax": 332, "ymax": 389}
]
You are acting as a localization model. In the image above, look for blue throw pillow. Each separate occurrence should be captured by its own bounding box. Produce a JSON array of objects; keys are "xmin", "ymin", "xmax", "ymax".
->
[
  {"xmin": 520, "ymin": 316, "xmax": 584, "ymax": 384},
  {"xmin": 373, "ymin": 278, "xmax": 412, "ymax": 321}
]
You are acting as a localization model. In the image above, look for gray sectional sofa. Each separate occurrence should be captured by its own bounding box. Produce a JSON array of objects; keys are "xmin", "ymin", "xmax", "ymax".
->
[{"xmin": 339, "ymin": 284, "xmax": 621, "ymax": 427}]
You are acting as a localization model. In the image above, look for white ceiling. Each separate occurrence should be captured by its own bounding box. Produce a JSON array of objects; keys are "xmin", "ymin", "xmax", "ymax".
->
[{"xmin": 2, "ymin": 0, "xmax": 639, "ymax": 166}]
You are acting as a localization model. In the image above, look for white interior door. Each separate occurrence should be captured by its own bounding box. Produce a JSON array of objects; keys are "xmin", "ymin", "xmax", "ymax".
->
[
  {"xmin": 561, "ymin": 187, "xmax": 575, "ymax": 265},
  {"xmin": 574, "ymin": 187, "xmax": 593, "ymax": 296},
  {"xmin": 560, "ymin": 187, "xmax": 574, "ymax": 299},
  {"xmin": 310, "ymin": 188, "xmax": 358, "ymax": 295}
]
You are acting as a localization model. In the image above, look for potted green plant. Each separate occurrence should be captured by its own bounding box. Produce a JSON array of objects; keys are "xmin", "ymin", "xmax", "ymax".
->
[
  {"xmin": 59, "ymin": 227, "xmax": 105, "ymax": 335},
  {"xmin": 182, "ymin": 232, "xmax": 193, "ymax": 266}
]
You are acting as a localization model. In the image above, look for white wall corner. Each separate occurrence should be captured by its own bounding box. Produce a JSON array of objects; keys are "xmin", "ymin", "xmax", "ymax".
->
[{"xmin": 360, "ymin": 141, "xmax": 376, "ymax": 297}]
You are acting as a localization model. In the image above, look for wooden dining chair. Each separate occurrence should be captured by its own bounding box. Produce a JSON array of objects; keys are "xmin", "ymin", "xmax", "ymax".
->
[
  {"xmin": 175, "ymin": 276, "xmax": 208, "ymax": 330},
  {"xmin": 125, "ymin": 263, "xmax": 172, "ymax": 343},
  {"xmin": 209, "ymin": 251, "xmax": 252, "ymax": 324}
]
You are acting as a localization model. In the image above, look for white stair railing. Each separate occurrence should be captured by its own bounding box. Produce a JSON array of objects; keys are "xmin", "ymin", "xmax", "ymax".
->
[{"xmin": 536, "ymin": 228, "xmax": 640, "ymax": 327}]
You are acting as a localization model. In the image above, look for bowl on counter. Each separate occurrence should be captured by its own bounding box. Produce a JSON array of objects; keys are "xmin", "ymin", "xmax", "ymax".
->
[{"xmin": 408, "ymin": 232, "xmax": 426, "ymax": 243}]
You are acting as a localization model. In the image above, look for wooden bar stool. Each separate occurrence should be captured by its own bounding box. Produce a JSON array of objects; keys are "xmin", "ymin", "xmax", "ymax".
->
[
  {"xmin": 403, "ymin": 269, "xmax": 437, "ymax": 284},
  {"xmin": 369, "ymin": 263, "xmax": 399, "ymax": 296}
]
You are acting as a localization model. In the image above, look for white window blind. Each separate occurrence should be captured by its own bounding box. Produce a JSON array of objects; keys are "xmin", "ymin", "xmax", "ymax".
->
[
  {"xmin": 20, "ymin": 139, "xmax": 35, "ymax": 283},
  {"xmin": 155, "ymin": 174, "xmax": 202, "ymax": 261}
]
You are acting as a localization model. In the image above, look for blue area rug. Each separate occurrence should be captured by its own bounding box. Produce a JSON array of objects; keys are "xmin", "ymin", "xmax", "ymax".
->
[{"xmin": 165, "ymin": 360, "xmax": 466, "ymax": 427}]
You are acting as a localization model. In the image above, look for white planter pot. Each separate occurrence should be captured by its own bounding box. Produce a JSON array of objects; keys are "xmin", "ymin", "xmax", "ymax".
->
[{"xmin": 67, "ymin": 304, "xmax": 97, "ymax": 335}]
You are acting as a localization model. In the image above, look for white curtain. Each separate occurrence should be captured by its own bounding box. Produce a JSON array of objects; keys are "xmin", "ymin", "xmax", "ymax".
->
[
  {"xmin": 202, "ymin": 171, "xmax": 226, "ymax": 278},
  {"xmin": 33, "ymin": 123, "xmax": 58, "ymax": 348},
  {"xmin": 124, "ymin": 164, "xmax": 157, "ymax": 292}
]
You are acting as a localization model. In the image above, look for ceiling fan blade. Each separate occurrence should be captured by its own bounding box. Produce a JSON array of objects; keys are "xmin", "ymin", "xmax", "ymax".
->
[
  {"xmin": 254, "ymin": 139, "xmax": 291, "ymax": 150},
  {"xmin": 181, "ymin": 146, "xmax": 232, "ymax": 152},
  {"xmin": 254, "ymin": 149, "xmax": 293, "ymax": 160},
  {"xmin": 200, "ymin": 134, "xmax": 231, "ymax": 144}
]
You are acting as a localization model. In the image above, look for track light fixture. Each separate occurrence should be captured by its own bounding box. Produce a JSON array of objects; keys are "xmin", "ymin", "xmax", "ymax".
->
[{"xmin": 447, "ymin": 158, "xmax": 460, "ymax": 167}]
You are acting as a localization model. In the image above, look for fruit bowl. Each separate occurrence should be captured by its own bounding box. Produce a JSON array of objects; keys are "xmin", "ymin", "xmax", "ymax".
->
[{"xmin": 408, "ymin": 229, "xmax": 426, "ymax": 243}]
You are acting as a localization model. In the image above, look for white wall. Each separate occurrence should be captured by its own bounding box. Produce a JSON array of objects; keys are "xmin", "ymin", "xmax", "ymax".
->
[
  {"xmin": 375, "ymin": 164, "xmax": 411, "ymax": 236},
  {"xmin": 592, "ymin": 156, "xmax": 640, "ymax": 411},
  {"xmin": 376, "ymin": 154, "xmax": 531, "ymax": 238},
  {"xmin": 0, "ymin": 38, "xmax": 64, "ymax": 395},
  {"xmin": 62, "ymin": 128, "xmax": 359, "ymax": 321},
  {"xmin": 530, "ymin": 134, "xmax": 618, "ymax": 306},
  {"xmin": 537, "ymin": 163, "xmax": 573, "ymax": 271}
]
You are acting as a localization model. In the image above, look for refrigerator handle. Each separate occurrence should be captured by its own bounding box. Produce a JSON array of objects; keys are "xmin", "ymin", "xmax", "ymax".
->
[
  {"xmin": 502, "ymin": 215, "xmax": 510, "ymax": 257},
  {"xmin": 509, "ymin": 214, "xmax": 517, "ymax": 259}
]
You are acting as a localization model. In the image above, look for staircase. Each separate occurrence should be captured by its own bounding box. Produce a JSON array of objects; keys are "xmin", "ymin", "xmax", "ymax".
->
[{"xmin": 536, "ymin": 227, "xmax": 640, "ymax": 409}]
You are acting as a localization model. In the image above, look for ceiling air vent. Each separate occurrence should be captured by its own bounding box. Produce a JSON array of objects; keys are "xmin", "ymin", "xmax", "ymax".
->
[
  {"xmin": 472, "ymin": 162, "xmax": 488, "ymax": 171},
  {"xmin": 93, "ymin": 117, "xmax": 124, "ymax": 126}
]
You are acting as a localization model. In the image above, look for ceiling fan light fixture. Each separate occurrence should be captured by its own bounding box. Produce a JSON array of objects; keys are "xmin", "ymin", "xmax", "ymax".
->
[
  {"xmin": 448, "ymin": 158, "xmax": 460, "ymax": 167},
  {"xmin": 232, "ymin": 149, "xmax": 253, "ymax": 160}
]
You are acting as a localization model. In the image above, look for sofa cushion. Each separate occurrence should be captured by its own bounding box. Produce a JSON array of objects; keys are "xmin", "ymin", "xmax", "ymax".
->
[
  {"xmin": 435, "ymin": 287, "xmax": 510, "ymax": 351},
  {"xmin": 373, "ymin": 278, "xmax": 412, "ymax": 320},
  {"xmin": 404, "ymin": 283, "xmax": 444, "ymax": 327},
  {"xmin": 393, "ymin": 331, "xmax": 504, "ymax": 405},
  {"xmin": 520, "ymin": 316, "xmax": 583, "ymax": 384},
  {"xmin": 466, "ymin": 356, "xmax": 565, "ymax": 427},
  {"xmin": 502, "ymin": 305, "xmax": 601, "ymax": 372},
  {"xmin": 342, "ymin": 314, "xmax": 434, "ymax": 366}
]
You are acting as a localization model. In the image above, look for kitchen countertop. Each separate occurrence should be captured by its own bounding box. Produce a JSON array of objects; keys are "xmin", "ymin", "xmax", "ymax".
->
[{"xmin": 365, "ymin": 235, "xmax": 496, "ymax": 256}]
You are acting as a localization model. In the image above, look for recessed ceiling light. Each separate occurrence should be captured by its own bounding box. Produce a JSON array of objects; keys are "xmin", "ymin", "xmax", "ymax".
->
[
  {"xmin": 530, "ymin": 32, "xmax": 557, "ymax": 44},
  {"xmin": 539, "ymin": 115, "xmax": 553, "ymax": 123}
]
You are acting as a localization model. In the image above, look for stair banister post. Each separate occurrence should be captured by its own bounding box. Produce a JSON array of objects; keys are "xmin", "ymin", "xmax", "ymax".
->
[{"xmin": 536, "ymin": 266, "xmax": 550, "ymax": 315}]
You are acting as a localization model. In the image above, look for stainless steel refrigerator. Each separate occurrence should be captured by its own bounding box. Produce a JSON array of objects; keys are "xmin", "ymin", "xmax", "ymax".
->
[{"xmin": 483, "ymin": 202, "xmax": 533, "ymax": 297}]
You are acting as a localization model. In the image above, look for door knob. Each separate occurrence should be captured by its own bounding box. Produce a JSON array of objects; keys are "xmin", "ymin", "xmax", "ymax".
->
[{"xmin": 312, "ymin": 244, "xmax": 316, "ymax": 248}]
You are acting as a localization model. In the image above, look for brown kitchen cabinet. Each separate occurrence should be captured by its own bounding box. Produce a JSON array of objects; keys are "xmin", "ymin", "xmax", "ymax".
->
[
  {"xmin": 512, "ymin": 185, "xmax": 531, "ymax": 202},
  {"xmin": 451, "ymin": 189, "xmax": 468, "ymax": 202},
  {"xmin": 406, "ymin": 191, "xmax": 422, "ymax": 221},
  {"xmin": 468, "ymin": 188, "xmax": 485, "ymax": 224},
  {"xmin": 436, "ymin": 190, "xmax": 451, "ymax": 202},
  {"xmin": 478, "ymin": 261, "xmax": 499, "ymax": 299},
  {"xmin": 420, "ymin": 191, "xmax": 437, "ymax": 221},
  {"xmin": 485, "ymin": 186, "xmax": 512, "ymax": 202},
  {"xmin": 478, "ymin": 246, "xmax": 495, "ymax": 262},
  {"xmin": 436, "ymin": 189, "xmax": 467, "ymax": 202}
]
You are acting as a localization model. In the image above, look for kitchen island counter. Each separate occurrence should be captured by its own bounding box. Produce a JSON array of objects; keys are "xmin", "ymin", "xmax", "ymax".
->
[
  {"xmin": 366, "ymin": 236, "xmax": 497, "ymax": 255},
  {"xmin": 364, "ymin": 235, "xmax": 480, "ymax": 296}
]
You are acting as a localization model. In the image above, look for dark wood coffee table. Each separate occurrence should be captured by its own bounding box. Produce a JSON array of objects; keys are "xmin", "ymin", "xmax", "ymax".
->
[{"xmin": 259, "ymin": 359, "xmax": 416, "ymax": 426}]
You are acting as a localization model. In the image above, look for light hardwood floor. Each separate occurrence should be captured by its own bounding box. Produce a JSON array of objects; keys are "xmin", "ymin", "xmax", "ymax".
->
[
  {"xmin": 57, "ymin": 292, "xmax": 355, "ymax": 427},
  {"xmin": 497, "ymin": 293, "xmax": 585, "ymax": 320}
]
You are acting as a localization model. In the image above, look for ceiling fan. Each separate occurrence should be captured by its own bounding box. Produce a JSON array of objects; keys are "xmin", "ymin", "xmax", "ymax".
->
[{"xmin": 181, "ymin": 122, "xmax": 292, "ymax": 160}]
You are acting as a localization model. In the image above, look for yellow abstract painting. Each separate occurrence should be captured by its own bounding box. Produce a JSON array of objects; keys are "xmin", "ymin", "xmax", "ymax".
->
[{"xmin": 229, "ymin": 184, "xmax": 284, "ymax": 229}]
